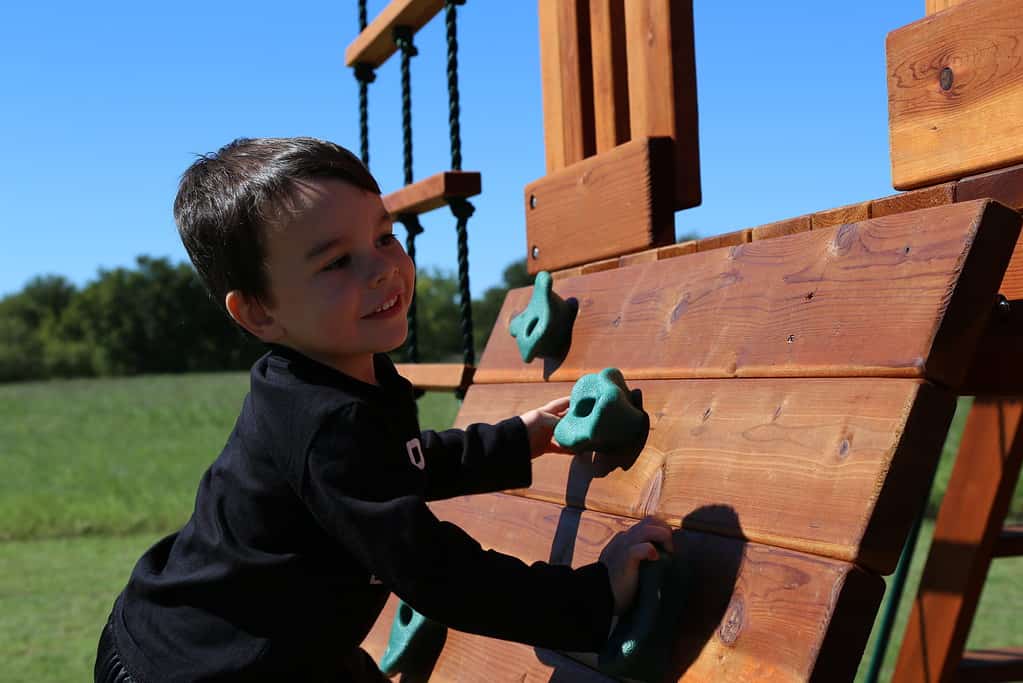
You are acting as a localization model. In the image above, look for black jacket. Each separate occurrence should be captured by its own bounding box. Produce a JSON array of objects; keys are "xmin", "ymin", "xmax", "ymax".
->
[{"xmin": 111, "ymin": 347, "xmax": 614, "ymax": 681}]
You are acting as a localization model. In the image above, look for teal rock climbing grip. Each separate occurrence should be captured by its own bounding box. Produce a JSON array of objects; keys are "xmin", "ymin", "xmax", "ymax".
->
[
  {"xmin": 508, "ymin": 271, "xmax": 577, "ymax": 363},
  {"xmin": 378, "ymin": 600, "xmax": 446, "ymax": 676},
  {"xmin": 553, "ymin": 368, "xmax": 649, "ymax": 455}
]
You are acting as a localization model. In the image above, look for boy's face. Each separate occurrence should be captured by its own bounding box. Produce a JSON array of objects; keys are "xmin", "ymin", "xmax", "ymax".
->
[{"xmin": 252, "ymin": 178, "xmax": 414, "ymax": 378}]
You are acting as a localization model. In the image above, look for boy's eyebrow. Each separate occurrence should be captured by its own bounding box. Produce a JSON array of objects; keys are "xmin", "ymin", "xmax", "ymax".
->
[{"xmin": 304, "ymin": 208, "xmax": 392, "ymax": 262}]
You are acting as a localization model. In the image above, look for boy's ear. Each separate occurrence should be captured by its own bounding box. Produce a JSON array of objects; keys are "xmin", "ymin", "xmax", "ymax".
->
[{"xmin": 225, "ymin": 290, "xmax": 284, "ymax": 342}]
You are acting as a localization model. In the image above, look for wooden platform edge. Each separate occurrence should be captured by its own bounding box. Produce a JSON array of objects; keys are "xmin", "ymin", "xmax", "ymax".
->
[
  {"xmin": 383, "ymin": 171, "xmax": 482, "ymax": 218},
  {"xmin": 344, "ymin": 0, "xmax": 445, "ymax": 68}
]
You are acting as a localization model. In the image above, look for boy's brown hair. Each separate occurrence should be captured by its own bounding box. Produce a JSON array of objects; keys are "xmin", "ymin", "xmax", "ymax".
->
[{"xmin": 174, "ymin": 137, "xmax": 380, "ymax": 311}]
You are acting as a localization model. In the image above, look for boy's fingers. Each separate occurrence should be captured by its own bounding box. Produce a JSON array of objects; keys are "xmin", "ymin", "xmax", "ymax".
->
[
  {"xmin": 542, "ymin": 396, "xmax": 572, "ymax": 417},
  {"xmin": 633, "ymin": 517, "xmax": 674, "ymax": 552},
  {"xmin": 628, "ymin": 542, "xmax": 659, "ymax": 566}
]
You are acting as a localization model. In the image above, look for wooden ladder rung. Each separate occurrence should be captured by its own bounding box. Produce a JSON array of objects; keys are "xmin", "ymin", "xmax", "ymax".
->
[
  {"xmin": 992, "ymin": 525, "xmax": 1023, "ymax": 558},
  {"xmin": 958, "ymin": 648, "xmax": 1023, "ymax": 682},
  {"xmin": 395, "ymin": 363, "xmax": 475, "ymax": 392},
  {"xmin": 344, "ymin": 0, "xmax": 444, "ymax": 68},
  {"xmin": 383, "ymin": 171, "xmax": 482, "ymax": 218}
]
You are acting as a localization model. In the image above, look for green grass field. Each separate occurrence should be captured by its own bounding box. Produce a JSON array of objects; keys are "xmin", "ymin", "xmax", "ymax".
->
[{"xmin": 1, "ymin": 374, "xmax": 1019, "ymax": 682}]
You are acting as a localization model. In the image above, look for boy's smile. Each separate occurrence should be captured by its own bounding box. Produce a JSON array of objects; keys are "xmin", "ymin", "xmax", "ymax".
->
[{"xmin": 229, "ymin": 178, "xmax": 415, "ymax": 384}]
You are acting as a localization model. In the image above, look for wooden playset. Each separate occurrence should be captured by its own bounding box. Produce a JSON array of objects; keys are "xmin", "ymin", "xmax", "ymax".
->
[{"xmin": 346, "ymin": 1, "xmax": 1023, "ymax": 680}]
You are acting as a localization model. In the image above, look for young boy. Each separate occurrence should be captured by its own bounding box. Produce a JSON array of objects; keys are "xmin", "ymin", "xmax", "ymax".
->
[{"xmin": 95, "ymin": 137, "xmax": 672, "ymax": 682}]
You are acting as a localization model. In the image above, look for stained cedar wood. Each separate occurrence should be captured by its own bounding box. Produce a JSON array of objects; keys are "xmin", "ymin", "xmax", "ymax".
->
[
  {"xmin": 393, "ymin": 364, "xmax": 474, "ymax": 392},
  {"xmin": 750, "ymin": 215, "xmax": 812, "ymax": 241},
  {"xmin": 479, "ymin": 201, "xmax": 1021, "ymax": 391},
  {"xmin": 361, "ymin": 493, "xmax": 884, "ymax": 682},
  {"xmin": 454, "ymin": 378, "xmax": 954, "ymax": 574},
  {"xmin": 872, "ymin": 183, "xmax": 956, "ymax": 218},
  {"xmin": 810, "ymin": 201, "xmax": 871, "ymax": 229},
  {"xmin": 926, "ymin": 0, "xmax": 970, "ymax": 12},
  {"xmin": 523, "ymin": 137, "xmax": 674, "ymax": 275},
  {"xmin": 892, "ymin": 399, "xmax": 1023, "ymax": 683},
  {"xmin": 624, "ymin": 0, "xmax": 701, "ymax": 210},
  {"xmin": 344, "ymin": 0, "xmax": 444, "ymax": 68},
  {"xmin": 381, "ymin": 171, "xmax": 481, "ymax": 217},
  {"xmin": 538, "ymin": 0, "xmax": 595, "ymax": 172},
  {"xmin": 589, "ymin": 0, "xmax": 629, "ymax": 152},
  {"xmin": 958, "ymin": 648, "xmax": 1023, "ymax": 681},
  {"xmin": 694, "ymin": 228, "xmax": 750, "ymax": 252},
  {"xmin": 888, "ymin": 0, "xmax": 1023, "ymax": 188}
]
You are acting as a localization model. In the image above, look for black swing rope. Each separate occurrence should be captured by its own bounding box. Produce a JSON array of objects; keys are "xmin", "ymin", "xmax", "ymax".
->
[{"xmin": 351, "ymin": 0, "xmax": 476, "ymax": 391}]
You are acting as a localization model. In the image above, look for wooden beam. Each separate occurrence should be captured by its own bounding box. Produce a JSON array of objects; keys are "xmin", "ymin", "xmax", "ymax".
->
[
  {"xmin": 382, "ymin": 171, "xmax": 481, "ymax": 217},
  {"xmin": 588, "ymin": 0, "xmax": 630, "ymax": 153},
  {"xmin": 538, "ymin": 0, "xmax": 595, "ymax": 172},
  {"xmin": 992, "ymin": 525, "xmax": 1023, "ymax": 557},
  {"xmin": 394, "ymin": 363, "xmax": 474, "ymax": 392},
  {"xmin": 959, "ymin": 648, "xmax": 1023, "ymax": 681},
  {"xmin": 624, "ymin": 0, "xmax": 701, "ymax": 210},
  {"xmin": 478, "ymin": 201, "xmax": 1021, "ymax": 390},
  {"xmin": 888, "ymin": 0, "xmax": 1023, "ymax": 189},
  {"xmin": 694, "ymin": 228, "xmax": 751, "ymax": 252},
  {"xmin": 362, "ymin": 493, "xmax": 884, "ymax": 682},
  {"xmin": 344, "ymin": 0, "xmax": 444, "ymax": 68},
  {"xmin": 811, "ymin": 200, "xmax": 871, "ymax": 230},
  {"xmin": 456, "ymin": 378, "xmax": 954, "ymax": 575},
  {"xmin": 871, "ymin": 183, "xmax": 956, "ymax": 218},
  {"xmin": 750, "ymin": 215, "xmax": 813, "ymax": 242},
  {"xmin": 926, "ymin": 0, "xmax": 971, "ymax": 15},
  {"xmin": 523, "ymin": 137, "xmax": 675, "ymax": 275}
]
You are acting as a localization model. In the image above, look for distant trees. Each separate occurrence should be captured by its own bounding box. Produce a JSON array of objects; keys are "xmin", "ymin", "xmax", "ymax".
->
[{"xmin": 0, "ymin": 256, "xmax": 532, "ymax": 383}]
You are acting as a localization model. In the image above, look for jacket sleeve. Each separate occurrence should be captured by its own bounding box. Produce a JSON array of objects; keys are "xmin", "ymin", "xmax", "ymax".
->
[
  {"xmin": 418, "ymin": 417, "xmax": 533, "ymax": 501},
  {"xmin": 301, "ymin": 409, "xmax": 614, "ymax": 653}
]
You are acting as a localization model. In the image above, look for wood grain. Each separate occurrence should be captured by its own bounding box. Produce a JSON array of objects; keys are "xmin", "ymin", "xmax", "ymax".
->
[
  {"xmin": 695, "ymin": 228, "xmax": 751, "ymax": 252},
  {"xmin": 888, "ymin": 0, "xmax": 1023, "ymax": 188},
  {"xmin": 539, "ymin": 0, "xmax": 595, "ymax": 172},
  {"xmin": 892, "ymin": 399, "xmax": 1023, "ymax": 683},
  {"xmin": 871, "ymin": 183, "xmax": 956, "ymax": 218},
  {"xmin": 811, "ymin": 201, "xmax": 871, "ymax": 230},
  {"xmin": 624, "ymin": 0, "xmax": 701, "ymax": 210},
  {"xmin": 524, "ymin": 137, "xmax": 675, "ymax": 275},
  {"xmin": 751, "ymin": 215, "xmax": 813, "ymax": 242},
  {"xmin": 344, "ymin": 0, "xmax": 444, "ymax": 68},
  {"xmin": 479, "ymin": 201, "xmax": 1020, "ymax": 391},
  {"xmin": 362, "ymin": 494, "xmax": 884, "ymax": 682},
  {"xmin": 589, "ymin": 0, "xmax": 629, "ymax": 153},
  {"xmin": 455, "ymin": 378, "xmax": 954, "ymax": 574},
  {"xmin": 382, "ymin": 171, "xmax": 481, "ymax": 217},
  {"xmin": 926, "ymin": 0, "xmax": 973, "ymax": 16},
  {"xmin": 394, "ymin": 363, "xmax": 474, "ymax": 392}
]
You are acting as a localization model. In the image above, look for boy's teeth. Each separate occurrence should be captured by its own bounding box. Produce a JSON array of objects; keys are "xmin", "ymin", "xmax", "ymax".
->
[{"xmin": 374, "ymin": 296, "xmax": 397, "ymax": 313}]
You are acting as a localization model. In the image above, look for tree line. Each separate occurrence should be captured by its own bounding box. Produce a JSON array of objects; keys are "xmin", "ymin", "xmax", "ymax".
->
[{"xmin": 0, "ymin": 256, "xmax": 533, "ymax": 383}]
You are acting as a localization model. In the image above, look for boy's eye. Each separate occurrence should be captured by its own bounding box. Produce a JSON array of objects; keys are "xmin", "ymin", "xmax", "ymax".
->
[
  {"xmin": 378, "ymin": 233, "xmax": 398, "ymax": 247},
  {"xmin": 323, "ymin": 254, "xmax": 351, "ymax": 271}
]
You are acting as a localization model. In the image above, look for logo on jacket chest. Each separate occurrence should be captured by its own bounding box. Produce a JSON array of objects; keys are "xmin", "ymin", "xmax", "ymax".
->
[{"xmin": 406, "ymin": 438, "xmax": 425, "ymax": 470}]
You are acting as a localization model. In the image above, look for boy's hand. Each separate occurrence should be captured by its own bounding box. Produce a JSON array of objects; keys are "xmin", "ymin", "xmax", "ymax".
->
[
  {"xmin": 518, "ymin": 396, "xmax": 572, "ymax": 459},
  {"xmin": 599, "ymin": 516, "xmax": 674, "ymax": 616}
]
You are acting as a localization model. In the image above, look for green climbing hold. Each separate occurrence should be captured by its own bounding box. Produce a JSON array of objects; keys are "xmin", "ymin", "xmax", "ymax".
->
[
  {"xmin": 598, "ymin": 547, "xmax": 688, "ymax": 682},
  {"xmin": 553, "ymin": 368, "xmax": 648, "ymax": 454},
  {"xmin": 508, "ymin": 271, "xmax": 577, "ymax": 363},
  {"xmin": 378, "ymin": 600, "xmax": 446, "ymax": 676}
]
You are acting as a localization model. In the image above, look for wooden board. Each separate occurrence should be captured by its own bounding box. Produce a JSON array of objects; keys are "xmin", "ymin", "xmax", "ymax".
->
[
  {"xmin": 750, "ymin": 215, "xmax": 812, "ymax": 242},
  {"xmin": 695, "ymin": 228, "xmax": 751, "ymax": 253},
  {"xmin": 455, "ymin": 378, "xmax": 954, "ymax": 574},
  {"xmin": 871, "ymin": 183, "xmax": 956, "ymax": 218},
  {"xmin": 362, "ymin": 494, "xmax": 885, "ymax": 682},
  {"xmin": 624, "ymin": 0, "xmax": 701, "ymax": 210},
  {"xmin": 395, "ymin": 363, "xmax": 474, "ymax": 392},
  {"xmin": 480, "ymin": 201, "xmax": 1021, "ymax": 391},
  {"xmin": 344, "ymin": 0, "xmax": 443, "ymax": 68},
  {"xmin": 589, "ymin": 0, "xmax": 629, "ymax": 153},
  {"xmin": 524, "ymin": 137, "xmax": 675, "ymax": 275},
  {"xmin": 926, "ymin": 0, "xmax": 973, "ymax": 15},
  {"xmin": 539, "ymin": 0, "xmax": 595, "ymax": 172},
  {"xmin": 888, "ymin": 0, "xmax": 1023, "ymax": 189},
  {"xmin": 382, "ymin": 171, "xmax": 481, "ymax": 217},
  {"xmin": 811, "ymin": 201, "xmax": 871, "ymax": 230}
]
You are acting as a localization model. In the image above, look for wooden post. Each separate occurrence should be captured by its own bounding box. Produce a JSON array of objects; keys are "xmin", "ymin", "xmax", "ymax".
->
[{"xmin": 588, "ymin": 0, "xmax": 630, "ymax": 152}]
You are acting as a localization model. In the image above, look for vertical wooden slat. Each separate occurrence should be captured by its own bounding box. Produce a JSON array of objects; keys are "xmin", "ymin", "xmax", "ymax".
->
[
  {"xmin": 925, "ymin": 0, "xmax": 969, "ymax": 14},
  {"xmin": 538, "ymin": 0, "xmax": 595, "ymax": 173},
  {"xmin": 624, "ymin": 0, "xmax": 701, "ymax": 210},
  {"xmin": 891, "ymin": 398, "xmax": 1023, "ymax": 683},
  {"xmin": 589, "ymin": 0, "xmax": 630, "ymax": 153}
]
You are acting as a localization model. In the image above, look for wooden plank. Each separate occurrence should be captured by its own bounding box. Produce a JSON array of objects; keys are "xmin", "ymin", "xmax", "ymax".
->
[
  {"xmin": 811, "ymin": 201, "xmax": 871, "ymax": 230},
  {"xmin": 618, "ymin": 240, "xmax": 698, "ymax": 268},
  {"xmin": 871, "ymin": 183, "xmax": 956, "ymax": 218},
  {"xmin": 344, "ymin": 0, "xmax": 444, "ymax": 68},
  {"xmin": 956, "ymin": 164, "xmax": 1023, "ymax": 300},
  {"xmin": 479, "ymin": 201, "xmax": 1021, "ymax": 390},
  {"xmin": 959, "ymin": 648, "xmax": 1023, "ymax": 682},
  {"xmin": 992, "ymin": 525, "xmax": 1023, "ymax": 557},
  {"xmin": 892, "ymin": 399, "xmax": 1023, "ymax": 683},
  {"xmin": 888, "ymin": 0, "xmax": 1023, "ymax": 189},
  {"xmin": 624, "ymin": 0, "xmax": 701, "ymax": 210},
  {"xmin": 539, "ymin": 0, "xmax": 595, "ymax": 172},
  {"xmin": 524, "ymin": 137, "xmax": 675, "ymax": 275},
  {"xmin": 926, "ymin": 0, "xmax": 974, "ymax": 16},
  {"xmin": 589, "ymin": 0, "xmax": 629, "ymax": 153},
  {"xmin": 455, "ymin": 378, "xmax": 955, "ymax": 574},
  {"xmin": 382, "ymin": 171, "xmax": 481, "ymax": 217},
  {"xmin": 750, "ymin": 215, "xmax": 813, "ymax": 242},
  {"xmin": 551, "ymin": 265, "xmax": 585, "ymax": 281},
  {"xmin": 960, "ymin": 300, "xmax": 1023, "ymax": 395},
  {"xmin": 695, "ymin": 228, "xmax": 751, "ymax": 253},
  {"xmin": 395, "ymin": 363, "xmax": 474, "ymax": 392},
  {"xmin": 363, "ymin": 494, "xmax": 885, "ymax": 682}
]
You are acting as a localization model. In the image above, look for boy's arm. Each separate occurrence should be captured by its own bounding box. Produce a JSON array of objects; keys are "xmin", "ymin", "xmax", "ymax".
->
[
  {"xmin": 302, "ymin": 414, "xmax": 614, "ymax": 653},
  {"xmin": 419, "ymin": 397, "xmax": 571, "ymax": 501}
]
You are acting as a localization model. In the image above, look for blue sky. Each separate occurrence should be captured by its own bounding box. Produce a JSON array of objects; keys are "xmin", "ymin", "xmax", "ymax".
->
[{"xmin": 0, "ymin": 1, "xmax": 922, "ymax": 299}]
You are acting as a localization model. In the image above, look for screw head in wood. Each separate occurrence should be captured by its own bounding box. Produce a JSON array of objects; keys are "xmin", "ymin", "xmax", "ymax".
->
[
  {"xmin": 529, "ymin": 194, "xmax": 537, "ymax": 209},
  {"xmin": 940, "ymin": 67, "xmax": 954, "ymax": 91},
  {"xmin": 531, "ymin": 245, "xmax": 539, "ymax": 259}
]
